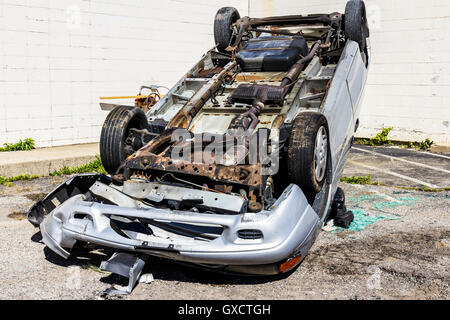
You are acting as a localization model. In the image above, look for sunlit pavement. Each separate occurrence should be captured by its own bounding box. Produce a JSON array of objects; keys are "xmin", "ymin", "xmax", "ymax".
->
[{"xmin": 0, "ymin": 146, "xmax": 448, "ymax": 299}]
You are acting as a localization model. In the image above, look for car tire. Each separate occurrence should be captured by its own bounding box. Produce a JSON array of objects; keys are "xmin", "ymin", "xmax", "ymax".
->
[
  {"xmin": 214, "ymin": 7, "xmax": 240, "ymax": 52},
  {"xmin": 100, "ymin": 106, "xmax": 148, "ymax": 174},
  {"xmin": 287, "ymin": 113, "xmax": 329, "ymax": 193},
  {"xmin": 344, "ymin": 0, "xmax": 369, "ymax": 52}
]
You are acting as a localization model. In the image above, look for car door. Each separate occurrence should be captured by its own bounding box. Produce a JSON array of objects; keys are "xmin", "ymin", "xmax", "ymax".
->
[
  {"xmin": 321, "ymin": 41, "xmax": 361, "ymax": 181},
  {"xmin": 346, "ymin": 42, "xmax": 369, "ymax": 123}
]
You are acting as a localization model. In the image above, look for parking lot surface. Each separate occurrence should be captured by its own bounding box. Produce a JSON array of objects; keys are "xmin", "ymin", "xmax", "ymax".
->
[{"xmin": 0, "ymin": 146, "xmax": 448, "ymax": 300}]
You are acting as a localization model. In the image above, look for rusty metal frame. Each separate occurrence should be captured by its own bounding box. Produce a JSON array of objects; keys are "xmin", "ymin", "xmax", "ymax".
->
[
  {"xmin": 239, "ymin": 14, "xmax": 333, "ymax": 27},
  {"xmin": 116, "ymin": 12, "xmax": 347, "ymax": 211}
]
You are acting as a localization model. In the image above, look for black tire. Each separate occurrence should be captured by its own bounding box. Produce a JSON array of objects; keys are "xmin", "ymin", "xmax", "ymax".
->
[
  {"xmin": 344, "ymin": 0, "xmax": 369, "ymax": 52},
  {"xmin": 287, "ymin": 113, "xmax": 329, "ymax": 193},
  {"xmin": 214, "ymin": 7, "xmax": 240, "ymax": 52},
  {"xmin": 100, "ymin": 106, "xmax": 148, "ymax": 174}
]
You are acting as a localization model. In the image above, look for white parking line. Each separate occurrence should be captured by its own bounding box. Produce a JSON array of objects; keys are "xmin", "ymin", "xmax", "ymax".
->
[
  {"xmin": 347, "ymin": 160, "xmax": 441, "ymax": 189},
  {"xmin": 353, "ymin": 147, "xmax": 450, "ymax": 175},
  {"xmin": 424, "ymin": 152, "xmax": 450, "ymax": 160}
]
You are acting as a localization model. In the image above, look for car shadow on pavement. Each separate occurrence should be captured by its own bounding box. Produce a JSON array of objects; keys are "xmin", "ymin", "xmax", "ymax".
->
[
  {"xmin": 42, "ymin": 243, "xmax": 114, "ymax": 269},
  {"xmin": 34, "ymin": 231, "xmax": 297, "ymax": 286},
  {"xmin": 138, "ymin": 256, "xmax": 299, "ymax": 285},
  {"xmin": 33, "ymin": 231, "xmax": 111, "ymax": 270}
]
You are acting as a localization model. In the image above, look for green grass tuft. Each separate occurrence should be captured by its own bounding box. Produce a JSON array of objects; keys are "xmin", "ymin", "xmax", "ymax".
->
[
  {"xmin": 355, "ymin": 129, "xmax": 436, "ymax": 151},
  {"xmin": 49, "ymin": 156, "xmax": 106, "ymax": 176},
  {"xmin": 0, "ymin": 138, "xmax": 35, "ymax": 152},
  {"xmin": 1, "ymin": 156, "xmax": 106, "ymax": 187},
  {"xmin": 418, "ymin": 138, "xmax": 434, "ymax": 151},
  {"xmin": 340, "ymin": 175, "xmax": 372, "ymax": 185},
  {"xmin": 356, "ymin": 127, "xmax": 393, "ymax": 146},
  {"xmin": 0, "ymin": 174, "xmax": 39, "ymax": 186}
]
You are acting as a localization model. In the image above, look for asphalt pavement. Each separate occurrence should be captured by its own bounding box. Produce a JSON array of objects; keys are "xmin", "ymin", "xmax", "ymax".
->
[{"xmin": 0, "ymin": 145, "xmax": 448, "ymax": 300}]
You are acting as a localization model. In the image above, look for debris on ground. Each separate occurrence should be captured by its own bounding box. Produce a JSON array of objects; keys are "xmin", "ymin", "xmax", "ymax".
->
[
  {"xmin": 322, "ymin": 220, "xmax": 338, "ymax": 232},
  {"xmin": 100, "ymin": 252, "xmax": 148, "ymax": 295},
  {"xmin": 139, "ymin": 273, "xmax": 154, "ymax": 284},
  {"xmin": 334, "ymin": 209, "xmax": 354, "ymax": 229}
]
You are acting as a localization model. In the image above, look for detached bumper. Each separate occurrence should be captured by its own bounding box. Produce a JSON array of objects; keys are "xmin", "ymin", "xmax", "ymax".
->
[{"xmin": 33, "ymin": 175, "xmax": 321, "ymax": 273}]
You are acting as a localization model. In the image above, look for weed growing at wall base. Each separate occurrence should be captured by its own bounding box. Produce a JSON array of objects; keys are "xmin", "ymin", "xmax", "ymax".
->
[
  {"xmin": 356, "ymin": 128, "xmax": 436, "ymax": 151},
  {"xmin": 356, "ymin": 127, "xmax": 393, "ymax": 146},
  {"xmin": 418, "ymin": 138, "xmax": 434, "ymax": 151},
  {"xmin": 0, "ymin": 138, "xmax": 35, "ymax": 152}
]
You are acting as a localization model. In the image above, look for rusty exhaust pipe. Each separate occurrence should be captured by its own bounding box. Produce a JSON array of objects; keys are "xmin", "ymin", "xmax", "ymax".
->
[{"xmin": 281, "ymin": 40, "xmax": 322, "ymax": 87}]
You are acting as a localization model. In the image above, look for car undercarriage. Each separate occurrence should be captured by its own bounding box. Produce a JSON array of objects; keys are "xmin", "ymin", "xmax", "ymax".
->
[{"xmin": 28, "ymin": 0, "xmax": 370, "ymax": 290}]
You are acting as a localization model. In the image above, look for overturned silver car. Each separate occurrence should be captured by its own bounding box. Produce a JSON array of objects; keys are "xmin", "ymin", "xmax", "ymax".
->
[{"xmin": 28, "ymin": 1, "xmax": 370, "ymax": 277}]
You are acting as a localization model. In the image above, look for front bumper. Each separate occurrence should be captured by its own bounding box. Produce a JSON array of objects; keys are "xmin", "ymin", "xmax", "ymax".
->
[{"xmin": 31, "ymin": 175, "xmax": 322, "ymax": 274}]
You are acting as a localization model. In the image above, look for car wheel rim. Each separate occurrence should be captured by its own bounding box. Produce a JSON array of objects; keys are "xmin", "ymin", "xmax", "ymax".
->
[{"xmin": 314, "ymin": 126, "xmax": 328, "ymax": 182}]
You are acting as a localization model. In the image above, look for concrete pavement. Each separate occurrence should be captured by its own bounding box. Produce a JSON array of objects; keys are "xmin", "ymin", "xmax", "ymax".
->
[
  {"xmin": 0, "ymin": 143, "xmax": 99, "ymax": 177},
  {"xmin": 0, "ymin": 143, "xmax": 448, "ymax": 300},
  {"xmin": 0, "ymin": 172, "xmax": 448, "ymax": 300}
]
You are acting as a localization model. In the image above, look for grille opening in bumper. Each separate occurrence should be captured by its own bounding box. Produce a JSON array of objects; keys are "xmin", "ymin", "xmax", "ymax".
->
[
  {"xmin": 237, "ymin": 229, "xmax": 263, "ymax": 240},
  {"xmin": 108, "ymin": 215, "xmax": 224, "ymax": 242}
]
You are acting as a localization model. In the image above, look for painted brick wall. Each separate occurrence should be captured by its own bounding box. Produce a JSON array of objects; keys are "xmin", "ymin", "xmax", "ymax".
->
[
  {"xmin": 0, "ymin": 0, "xmax": 249, "ymax": 147},
  {"xmin": 1, "ymin": 0, "xmax": 449, "ymax": 147},
  {"xmin": 249, "ymin": 0, "xmax": 450, "ymax": 145}
]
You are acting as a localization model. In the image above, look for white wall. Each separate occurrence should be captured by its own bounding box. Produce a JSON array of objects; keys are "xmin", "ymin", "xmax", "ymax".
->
[
  {"xmin": 249, "ymin": 0, "xmax": 450, "ymax": 145},
  {"xmin": 1, "ymin": 0, "xmax": 449, "ymax": 147},
  {"xmin": 0, "ymin": 0, "xmax": 249, "ymax": 147}
]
